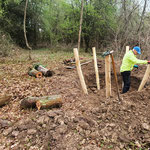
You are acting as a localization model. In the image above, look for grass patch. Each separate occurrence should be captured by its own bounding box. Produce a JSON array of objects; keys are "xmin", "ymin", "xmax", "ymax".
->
[{"xmin": 4, "ymin": 48, "xmax": 93, "ymax": 64}]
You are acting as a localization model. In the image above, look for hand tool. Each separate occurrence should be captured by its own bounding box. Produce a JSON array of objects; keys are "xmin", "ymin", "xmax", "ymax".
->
[{"xmin": 102, "ymin": 50, "xmax": 121, "ymax": 101}]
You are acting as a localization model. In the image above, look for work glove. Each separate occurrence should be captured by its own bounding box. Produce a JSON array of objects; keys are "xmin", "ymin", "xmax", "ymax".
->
[
  {"xmin": 148, "ymin": 61, "xmax": 150, "ymax": 64},
  {"xmin": 133, "ymin": 65, "xmax": 138, "ymax": 69}
]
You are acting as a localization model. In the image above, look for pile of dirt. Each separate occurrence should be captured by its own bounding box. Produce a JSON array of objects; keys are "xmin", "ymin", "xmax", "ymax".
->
[{"xmin": 0, "ymin": 59, "xmax": 150, "ymax": 150}]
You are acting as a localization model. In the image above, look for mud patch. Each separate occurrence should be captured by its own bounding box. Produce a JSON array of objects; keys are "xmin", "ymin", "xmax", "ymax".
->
[
  {"xmin": 85, "ymin": 72, "xmax": 142, "ymax": 94},
  {"xmin": 1, "ymin": 59, "xmax": 150, "ymax": 149}
]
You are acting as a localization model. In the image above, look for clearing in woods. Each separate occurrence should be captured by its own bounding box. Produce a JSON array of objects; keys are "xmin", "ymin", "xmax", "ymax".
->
[{"xmin": 0, "ymin": 49, "xmax": 150, "ymax": 149}]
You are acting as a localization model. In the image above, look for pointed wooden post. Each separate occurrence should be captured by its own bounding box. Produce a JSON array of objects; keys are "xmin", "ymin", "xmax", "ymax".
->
[
  {"xmin": 74, "ymin": 48, "xmax": 88, "ymax": 94},
  {"xmin": 138, "ymin": 65, "xmax": 150, "ymax": 91},
  {"xmin": 105, "ymin": 55, "xmax": 111, "ymax": 98},
  {"xmin": 92, "ymin": 47, "xmax": 100, "ymax": 90},
  {"xmin": 126, "ymin": 46, "xmax": 129, "ymax": 53}
]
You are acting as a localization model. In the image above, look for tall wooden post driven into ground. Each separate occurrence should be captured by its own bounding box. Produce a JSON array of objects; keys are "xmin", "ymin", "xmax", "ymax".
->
[
  {"xmin": 126, "ymin": 46, "xmax": 129, "ymax": 53},
  {"xmin": 92, "ymin": 47, "xmax": 100, "ymax": 90},
  {"xmin": 138, "ymin": 65, "xmax": 150, "ymax": 91},
  {"xmin": 74, "ymin": 48, "xmax": 88, "ymax": 94},
  {"xmin": 105, "ymin": 55, "xmax": 111, "ymax": 98}
]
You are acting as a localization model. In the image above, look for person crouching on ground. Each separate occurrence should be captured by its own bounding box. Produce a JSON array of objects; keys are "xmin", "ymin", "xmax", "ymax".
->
[{"xmin": 120, "ymin": 46, "xmax": 150, "ymax": 94}]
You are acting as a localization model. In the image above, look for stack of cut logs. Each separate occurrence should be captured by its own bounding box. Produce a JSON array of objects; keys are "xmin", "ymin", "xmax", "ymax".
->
[{"xmin": 28, "ymin": 64, "xmax": 54, "ymax": 78}]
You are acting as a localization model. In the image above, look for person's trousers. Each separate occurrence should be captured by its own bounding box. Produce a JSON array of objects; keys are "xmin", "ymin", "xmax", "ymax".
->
[{"xmin": 121, "ymin": 71, "xmax": 131, "ymax": 93}]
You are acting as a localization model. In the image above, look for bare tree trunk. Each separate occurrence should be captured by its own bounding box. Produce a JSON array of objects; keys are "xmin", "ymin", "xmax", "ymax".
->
[
  {"xmin": 78, "ymin": 0, "xmax": 84, "ymax": 52},
  {"xmin": 137, "ymin": 0, "xmax": 147, "ymax": 33},
  {"xmin": 24, "ymin": 0, "xmax": 32, "ymax": 60},
  {"xmin": 123, "ymin": 0, "xmax": 127, "ymax": 22}
]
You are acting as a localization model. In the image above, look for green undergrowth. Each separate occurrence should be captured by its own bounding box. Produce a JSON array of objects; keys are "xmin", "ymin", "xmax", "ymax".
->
[
  {"xmin": 0, "ymin": 47, "xmax": 95, "ymax": 81},
  {"xmin": 0, "ymin": 48, "xmax": 94, "ymax": 65}
]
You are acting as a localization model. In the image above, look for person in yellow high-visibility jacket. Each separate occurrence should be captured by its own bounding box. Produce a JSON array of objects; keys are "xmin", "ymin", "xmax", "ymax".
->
[{"xmin": 120, "ymin": 46, "xmax": 150, "ymax": 93}]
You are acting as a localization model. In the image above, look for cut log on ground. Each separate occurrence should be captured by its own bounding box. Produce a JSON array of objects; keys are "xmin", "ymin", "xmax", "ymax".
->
[
  {"xmin": 34, "ymin": 64, "xmax": 54, "ymax": 77},
  {"xmin": 20, "ymin": 95, "xmax": 62, "ymax": 110},
  {"xmin": 36, "ymin": 95, "xmax": 62, "ymax": 110},
  {"xmin": 20, "ymin": 97, "xmax": 39, "ymax": 109},
  {"xmin": 28, "ymin": 68, "xmax": 42, "ymax": 78},
  {"xmin": 0, "ymin": 95, "xmax": 11, "ymax": 107}
]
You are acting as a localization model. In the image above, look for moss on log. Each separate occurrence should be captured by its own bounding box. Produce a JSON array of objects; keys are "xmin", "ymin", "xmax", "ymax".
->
[{"xmin": 36, "ymin": 95, "xmax": 62, "ymax": 110}]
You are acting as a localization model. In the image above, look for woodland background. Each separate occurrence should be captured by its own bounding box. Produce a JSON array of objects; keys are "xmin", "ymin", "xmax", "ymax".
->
[
  {"xmin": 0, "ymin": 0, "xmax": 150, "ymax": 58},
  {"xmin": 1, "ymin": 1, "xmax": 150, "ymax": 149}
]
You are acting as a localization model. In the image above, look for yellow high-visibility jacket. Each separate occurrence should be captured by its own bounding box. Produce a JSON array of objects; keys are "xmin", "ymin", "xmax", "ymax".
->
[{"xmin": 120, "ymin": 50, "xmax": 147, "ymax": 72}]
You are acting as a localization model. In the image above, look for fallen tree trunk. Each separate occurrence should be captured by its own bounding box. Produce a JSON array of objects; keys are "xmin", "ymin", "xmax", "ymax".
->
[
  {"xmin": 20, "ymin": 95, "xmax": 62, "ymax": 110},
  {"xmin": 34, "ymin": 64, "xmax": 54, "ymax": 77},
  {"xmin": 28, "ymin": 68, "xmax": 42, "ymax": 78},
  {"xmin": 36, "ymin": 95, "xmax": 62, "ymax": 110},
  {"xmin": 0, "ymin": 95, "xmax": 11, "ymax": 107}
]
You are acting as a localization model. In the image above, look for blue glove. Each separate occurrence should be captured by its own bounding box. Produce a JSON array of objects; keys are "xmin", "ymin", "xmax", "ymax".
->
[{"xmin": 134, "ymin": 65, "xmax": 138, "ymax": 69}]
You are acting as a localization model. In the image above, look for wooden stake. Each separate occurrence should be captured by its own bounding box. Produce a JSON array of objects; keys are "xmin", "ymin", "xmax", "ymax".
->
[
  {"xmin": 138, "ymin": 65, "xmax": 150, "ymax": 91},
  {"xmin": 92, "ymin": 47, "xmax": 100, "ymax": 90},
  {"xmin": 74, "ymin": 48, "xmax": 88, "ymax": 94},
  {"xmin": 105, "ymin": 55, "xmax": 111, "ymax": 98},
  {"xmin": 126, "ymin": 46, "xmax": 129, "ymax": 53}
]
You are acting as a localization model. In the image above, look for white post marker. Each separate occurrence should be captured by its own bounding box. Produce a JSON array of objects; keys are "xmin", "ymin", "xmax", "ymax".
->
[
  {"xmin": 126, "ymin": 46, "xmax": 129, "ymax": 53},
  {"xmin": 92, "ymin": 47, "xmax": 100, "ymax": 90},
  {"xmin": 74, "ymin": 48, "xmax": 88, "ymax": 94},
  {"xmin": 138, "ymin": 65, "xmax": 150, "ymax": 92},
  {"xmin": 105, "ymin": 55, "xmax": 111, "ymax": 98}
]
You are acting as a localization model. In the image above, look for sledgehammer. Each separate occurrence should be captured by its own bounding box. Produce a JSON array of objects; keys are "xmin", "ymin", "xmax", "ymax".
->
[{"xmin": 102, "ymin": 50, "xmax": 121, "ymax": 101}]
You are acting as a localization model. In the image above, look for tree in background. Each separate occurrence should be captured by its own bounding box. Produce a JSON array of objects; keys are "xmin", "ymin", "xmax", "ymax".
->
[
  {"xmin": 0, "ymin": 0, "xmax": 43, "ymax": 47},
  {"xmin": 114, "ymin": 0, "xmax": 150, "ymax": 59},
  {"xmin": 78, "ymin": 0, "xmax": 84, "ymax": 52},
  {"xmin": 24, "ymin": 0, "xmax": 32, "ymax": 59},
  {"xmin": 0, "ymin": 0, "xmax": 150, "ymax": 58}
]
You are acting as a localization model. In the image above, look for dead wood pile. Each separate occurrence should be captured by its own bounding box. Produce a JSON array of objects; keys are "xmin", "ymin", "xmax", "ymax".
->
[{"xmin": 28, "ymin": 64, "xmax": 54, "ymax": 78}]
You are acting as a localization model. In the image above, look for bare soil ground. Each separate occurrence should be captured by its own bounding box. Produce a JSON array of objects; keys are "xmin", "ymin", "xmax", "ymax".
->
[{"xmin": 0, "ymin": 52, "xmax": 150, "ymax": 150}]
